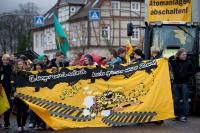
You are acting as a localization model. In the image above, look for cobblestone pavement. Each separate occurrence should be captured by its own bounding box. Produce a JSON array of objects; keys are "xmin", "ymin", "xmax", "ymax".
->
[{"xmin": 0, "ymin": 115, "xmax": 200, "ymax": 133}]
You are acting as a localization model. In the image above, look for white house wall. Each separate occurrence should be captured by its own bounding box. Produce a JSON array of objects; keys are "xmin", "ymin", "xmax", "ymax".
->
[
  {"xmin": 68, "ymin": 0, "xmax": 145, "ymax": 57},
  {"xmin": 33, "ymin": 27, "xmax": 56, "ymax": 59},
  {"xmin": 33, "ymin": 0, "xmax": 145, "ymax": 60},
  {"xmin": 33, "ymin": 31, "xmax": 44, "ymax": 56},
  {"xmin": 33, "ymin": 3, "xmax": 83, "ymax": 59}
]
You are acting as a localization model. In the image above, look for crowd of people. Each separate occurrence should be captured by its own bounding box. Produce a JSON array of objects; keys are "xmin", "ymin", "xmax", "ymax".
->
[{"xmin": 0, "ymin": 46, "xmax": 194, "ymax": 131}]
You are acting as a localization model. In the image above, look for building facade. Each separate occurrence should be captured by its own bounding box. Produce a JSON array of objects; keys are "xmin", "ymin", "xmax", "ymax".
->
[
  {"xmin": 32, "ymin": 0, "xmax": 85, "ymax": 59},
  {"xmin": 33, "ymin": 0, "xmax": 145, "ymax": 59}
]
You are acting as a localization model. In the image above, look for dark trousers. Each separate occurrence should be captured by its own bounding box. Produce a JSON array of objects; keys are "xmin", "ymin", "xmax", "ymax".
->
[
  {"xmin": 172, "ymin": 83, "xmax": 189, "ymax": 117},
  {"xmin": 4, "ymin": 109, "xmax": 11, "ymax": 126},
  {"xmin": 29, "ymin": 109, "xmax": 46, "ymax": 127},
  {"xmin": 15, "ymin": 97, "xmax": 29, "ymax": 127},
  {"xmin": 29, "ymin": 109, "xmax": 36, "ymax": 125}
]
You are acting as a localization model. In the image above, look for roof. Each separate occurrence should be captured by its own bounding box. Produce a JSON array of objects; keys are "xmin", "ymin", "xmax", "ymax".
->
[
  {"xmin": 43, "ymin": 5, "xmax": 58, "ymax": 27},
  {"xmin": 32, "ymin": 0, "xmax": 85, "ymax": 31},
  {"xmin": 64, "ymin": 0, "xmax": 85, "ymax": 5},
  {"xmin": 68, "ymin": 0, "xmax": 103, "ymax": 22}
]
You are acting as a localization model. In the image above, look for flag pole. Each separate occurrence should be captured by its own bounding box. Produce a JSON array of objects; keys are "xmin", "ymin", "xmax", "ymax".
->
[
  {"xmin": 56, "ymin": 36, "xmax": 62, "ymax": 52},
  {"xmin": 58, "ymin": 39, "xmax": 62, "ymax": 52}
]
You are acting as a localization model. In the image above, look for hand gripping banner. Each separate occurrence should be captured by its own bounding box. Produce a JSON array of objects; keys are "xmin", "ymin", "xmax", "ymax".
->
[{"xmin": 16, "ymin": 58, "xmax": 174, "ymax": 130}]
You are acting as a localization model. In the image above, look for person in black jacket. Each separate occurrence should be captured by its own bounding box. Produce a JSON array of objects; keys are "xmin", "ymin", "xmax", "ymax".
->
[
  {"xmin": 0, "ymin": 54, "xmax": 12, "ymax": 129},
  {"xmin": 150, "ymin": 46, "xmax": 162, "ymax": 59},
  {"xmin": 131, "ymin": 49, "xmax": 144, "ymax": 63},
  {"xmin": 13, "ymin": 59, "xmax": 29, "ymax": 131},
  {"xmin": 170, "ymin": 48, "xmax": 194, "ymax": 122},
  {"xmin": 28, "ymin": 61, "xmax": 46, "ymax": 130},
  {"xmin": 43, "ymin": 55, "xmax": 50, "ymax": 69},
  {"xmin": 49, "ymin": 51, "xmax": 69, "ymax": 69},
  {"xmin": 150, "ymin": 47, "xmax": 164, "ymax": 125}
]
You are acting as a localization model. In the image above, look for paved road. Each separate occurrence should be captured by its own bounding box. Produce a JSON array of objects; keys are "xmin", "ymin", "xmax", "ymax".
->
[{"xmin": 1, "ymin": 115, "xmax": 200, "ymax": 133}]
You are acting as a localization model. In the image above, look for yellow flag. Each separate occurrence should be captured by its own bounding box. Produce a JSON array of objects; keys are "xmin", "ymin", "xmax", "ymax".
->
[
  {"xmin": 125, "ymin": 40, "xmax": 133, "ymax": 64},
  {"xmin": 0, "ymin": 84, "xmax": 10, "ymax": 115}
]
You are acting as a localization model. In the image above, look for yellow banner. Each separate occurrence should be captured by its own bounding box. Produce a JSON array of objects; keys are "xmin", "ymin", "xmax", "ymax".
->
[
  {"xmin": 16, "ymin": 59, "xmax": 174, "ymax": 130},
  {"xmin": 148, "ymin": 0, "xmax": 192, "ymax": 22},
  {"xmin": 0, "ymin": 84, "xmax": 10, "ymax": 115}
]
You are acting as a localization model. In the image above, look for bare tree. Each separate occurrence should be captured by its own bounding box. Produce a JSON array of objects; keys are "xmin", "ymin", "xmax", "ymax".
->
[{"xmin": 0, "ymin": 2, "xmax": 39, "ymax": 54}]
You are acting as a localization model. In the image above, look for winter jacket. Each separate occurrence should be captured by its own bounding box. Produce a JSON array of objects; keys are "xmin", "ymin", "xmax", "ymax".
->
[
  {"xmin": 0, "ymin": 64, "xmax": 12, "ymax": 96},
  {"xmin": 171, "ymin": 59, "xmax": 194, "ymax": 84}
]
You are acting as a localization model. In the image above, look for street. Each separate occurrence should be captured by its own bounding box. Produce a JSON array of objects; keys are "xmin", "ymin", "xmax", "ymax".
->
[{"xmin": 1, "ymin": 115, "xmax": 200, "ymax": 133}]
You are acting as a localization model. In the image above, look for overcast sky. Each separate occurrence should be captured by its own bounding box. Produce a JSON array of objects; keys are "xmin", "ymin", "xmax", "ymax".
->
[{"xmin": 0, "ymin": 0, "xmax": 57, "ymax": 14}]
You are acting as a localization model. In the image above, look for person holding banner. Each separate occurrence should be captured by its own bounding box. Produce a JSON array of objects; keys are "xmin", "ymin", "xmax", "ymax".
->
[
  {"xmin": 0, "ymin": 83, "xmax": 10, "ymax": 129},
  {"xmin": 0, "ymin": 54, "xmax": 12, "ymax": 129},
  {"xmin": 28, "ymin": 61, "xmax": 46, "ymax": 130},
  {"xmin": 117, "ymin": 47, "xmax": 126, "ymax": 64},
  {"xmin": 43, "ymin": 55, "xmax": 50, "ymax": 69},
  {"xmin": 150, "ymin": 46, "xmax": 164, "ymax": 125},
  {"xmin": 49, "ymin": 51, "xmax": 69, "ymax": 69},
  {"xmin": 131, "ymin": 49, "xmax": 144, "ymax": 63},
  {"xmin": 107, "ymin": 49, "xmax": 121, "ymax": 66},
  {"xmin": 150, "ymin": 47, "xmax": 162, "ymax": 59},
  {"xmin": 13, "ymin": 59, "xmax": 29, "ymax": 131},
  {"xmin": 171, "ymin": 48, "xmax": 194, "ymax": 122},
  {"xmin": 83, "ymin": 54, "xmax": 98, "ymax": 66}
]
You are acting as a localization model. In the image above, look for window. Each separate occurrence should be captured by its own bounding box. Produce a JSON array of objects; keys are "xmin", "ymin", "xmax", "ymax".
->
[
  {"xmin": 131, "ymin": 28, "xmax": 140, "ymax": 40},
  {"xmin": 70, "ymin": 7, "xmax": 76, "ymax": 13},
  {"xmin": 43, "ymin": 34, "xmax": 47, "ymax": 45},
  {"xmin": 35, "ymin": 34, "xmax": 38, "ymax": 48},
  {"xmin": 49, "ymin": 33, "xmax": 53, "ymax": 43},
  {"xmin": 152, "ymin": 26, "xmax": 196, "ymax": 53},
  {"xmin": 131, "ymin": 2, "xmax": 140, "ymax": 12},
  {"xmin": 102, "ymin": 26, "xmax": 110, "ymax": 40},
  {"xmin": 41, "ymin": 33, "xmax": 44, "ymax": 46},
  {"xmin": 46, "ymin": 29, "xmax": 50, "ymax": 33},
  {"xmin": 47, "ymin": 35, "xmax": 51, "ymax": 43},
  {"xmin": 111, "ymin": 1, "xmax": 120, "ymax": 9}
]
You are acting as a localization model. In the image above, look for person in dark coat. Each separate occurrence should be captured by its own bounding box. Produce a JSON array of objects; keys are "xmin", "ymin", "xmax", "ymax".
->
[
  {"xmin": 13, "ymin": 59, "xmax": 29, "ymax": 131},
  {"xmin": 131, "ymin": 49, "xmax": 144, "ymax": 63},
  {"xmin": 49, "ymin": 51, "xmax": 69, "ymax": 68},
  {"xmin": 0, "ymin": 54, "xmax": 12, "ymax": 129},
  {"xmin": 13, "ymin": 59, "xmax": 28, "ymax": 131},
  {"xmin": 170, "ymin": 48, "xmax": 194, "ymax": 122},
  {"xmin": 28, "ymin": 62, "xmax": 46, "ymax": 129},
  {"xmin": 43, "ymin": 55, "xmax": 50, "ymax": 69},
  {"xmin": 150, "ymin": 46, "xmax": 162, "ymax": 59}
]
